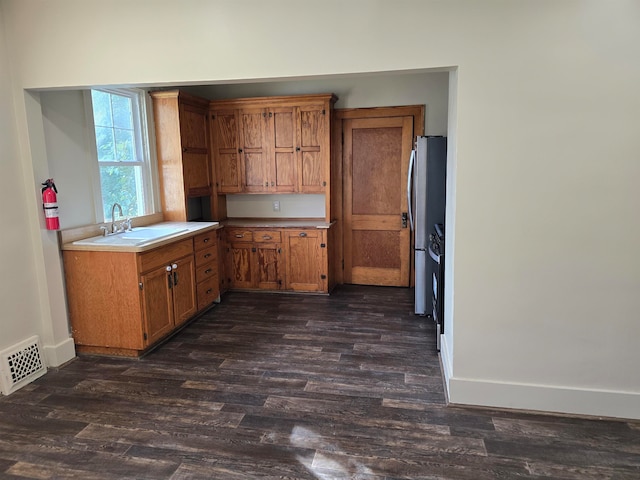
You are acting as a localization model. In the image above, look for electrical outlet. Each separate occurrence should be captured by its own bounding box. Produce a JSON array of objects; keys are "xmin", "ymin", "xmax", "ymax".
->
[{"xmin": 273, "ymin": 201, "xmax": 280, "ymax": 212}]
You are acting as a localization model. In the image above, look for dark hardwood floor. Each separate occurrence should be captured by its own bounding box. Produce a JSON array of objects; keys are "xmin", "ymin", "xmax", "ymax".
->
[{"xmin": 1, "ymin": 285, "xmax": 638, "ymax": 479}]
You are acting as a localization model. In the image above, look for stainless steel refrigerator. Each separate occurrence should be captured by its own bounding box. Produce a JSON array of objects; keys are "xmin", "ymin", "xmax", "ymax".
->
[{"xmin": 407, "ymin": 136, "xmax": 447, "ymax": 315}]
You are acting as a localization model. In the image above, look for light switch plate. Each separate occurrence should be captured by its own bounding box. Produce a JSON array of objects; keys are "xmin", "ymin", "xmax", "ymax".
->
[{"xmin": 273, "ymin": 201, "xmax": 280, "ymax": 212}]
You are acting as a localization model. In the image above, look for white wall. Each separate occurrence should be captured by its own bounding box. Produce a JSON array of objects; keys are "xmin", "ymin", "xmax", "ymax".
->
[
  {"xmin": 2, "ymin": 0, "xmax": 640, "ymax": 418},
  {"xmin": 40, "ymin": 90, "xmax": 97, "ymax": 228},
  {"xmin": 0, "ymin": 5, "xmax": 42, "ymax": 354}
]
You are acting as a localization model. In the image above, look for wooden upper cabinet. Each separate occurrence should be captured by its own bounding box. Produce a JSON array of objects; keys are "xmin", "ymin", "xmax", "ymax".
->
[
  {"xmin": 211, "ymin": 109, "xmax": 241, "ymax": 193},
  {"xmin": 297, "ymin": 104, "xmax": 328, "ymax": 193},
  {"xmin": 210, "ymin": 94, "xmax": 336, "ymax": 197},
  {"xmin": 151, "ymin": 91, "xmax": 212, "ymax": 221},
  {"xmin": 239, "ymin": 108, "xmax": 269, "ymax": 192},
  {"xmin": 269, "ymin": 106, "xmax": 297, "ymax": 193}
]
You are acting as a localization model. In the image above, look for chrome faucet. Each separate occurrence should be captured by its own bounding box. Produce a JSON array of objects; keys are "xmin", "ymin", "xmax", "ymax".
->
[{"xmin": 110, "ymin": 202, "xmax": 123, "ymax": 233}]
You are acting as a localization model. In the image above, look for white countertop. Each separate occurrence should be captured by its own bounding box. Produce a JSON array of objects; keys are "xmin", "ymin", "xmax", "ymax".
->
[{"xmin": 61, "ymin": 221, "xmax": 221, "ymax": 253}]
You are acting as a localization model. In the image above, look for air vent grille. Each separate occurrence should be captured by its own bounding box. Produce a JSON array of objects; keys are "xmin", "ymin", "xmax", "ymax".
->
[{"xmin": 0, "ymin": 336, "xmax": 47, "ymax": 395}]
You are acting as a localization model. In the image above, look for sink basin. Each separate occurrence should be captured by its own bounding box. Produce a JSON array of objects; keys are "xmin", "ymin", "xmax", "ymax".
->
[{"xmin": 73, "ymin": 226, "xmax": 189, "ymax": 247}]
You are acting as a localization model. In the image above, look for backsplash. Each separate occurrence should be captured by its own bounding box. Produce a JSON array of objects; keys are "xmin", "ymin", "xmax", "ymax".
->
[{"xmin": 225, "ymin": 194, "xmax": 325, "ymax": 218}]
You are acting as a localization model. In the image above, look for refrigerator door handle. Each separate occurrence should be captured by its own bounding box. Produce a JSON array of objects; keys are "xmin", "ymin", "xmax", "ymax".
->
[{"xmin": 407, "ymin": 149, "xmax": 415, "ymax": 231}]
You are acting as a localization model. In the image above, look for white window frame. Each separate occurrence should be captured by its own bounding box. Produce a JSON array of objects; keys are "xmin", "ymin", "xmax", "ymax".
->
[{"xmin": 84, "ymin": 87, "xmax": 159, "ymax": 222}]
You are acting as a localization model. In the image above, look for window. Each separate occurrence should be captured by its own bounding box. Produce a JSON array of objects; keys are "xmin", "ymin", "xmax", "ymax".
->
[{"xmin": 88, "ymin": 88, "xmax": 155, "ymax": 221}]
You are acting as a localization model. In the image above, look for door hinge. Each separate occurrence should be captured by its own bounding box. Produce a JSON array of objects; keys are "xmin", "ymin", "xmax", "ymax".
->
[
  {"xmin": 278, "ymin": 279, "xmax": 282, "ymax": 285},
  {"xmin": 143, "ymin": 332, "xmax": 147, "ymax": 340},
  {"xmin": 320, "ymin": 243, "xmax": 326, "ymax": 248},
  {"xmin": 322, "ymin": 109, "xmax": 326, "ymax": 115},
  {"xmin": 211, "ymin": 114, "xmax": 215, "ymax": 120},
  {"xmin": 139, "ymin": 282, "xmax": 143, "ymax": 290}
]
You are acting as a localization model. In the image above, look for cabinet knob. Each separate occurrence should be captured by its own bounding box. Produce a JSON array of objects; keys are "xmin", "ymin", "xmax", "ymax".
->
[
  {"xmin": 205, "ymin": 268, "xmax": 212, "ymax": 274},
  {"xmin": 238, "ymin": 148, "xmax": 243, "ymax": 153},
  {"xmin": 206, "ymin": 288, "xmax": 213, "ymax": 294},
  {"xmin": 204, "ymin": 253, "xmax": 212, "ymax": 258},
  {"xmin": 265, "ymin": 182, "xmax": 269, "ymax": 187},
  {"xmin": 166, "ymin": 266, "xmax": 172, "ymax": 272},
  {"xmin": 172, "ymin": 263, "xmax": 178, "ymax": 270},
  {"xmin": 296, "ymin": 147, "xmax": 300, "ymax": 151},
  {"xmin": 203, "ymin": 238, "xmax": 209, "ymax": 243}
]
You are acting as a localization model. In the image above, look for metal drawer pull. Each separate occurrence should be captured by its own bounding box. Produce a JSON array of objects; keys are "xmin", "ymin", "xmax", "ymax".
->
[
  {"xmin": 235, "ymin": 234, "xmax": 244, "ymax": 238},
  {"xmin": 299, "ymin": 232, "xmax": 307, "ymax": 237},
  {"xmin": 206, "ymin": 288, "xmax": 213, "ymax": 294},
  {"xmin": 203, "ymin": 238, "xmax": 209, "ymax": 243},
  {"xmin": 204, "ymin": 253, "xmax": 212, "ymax": 258},
  {"xmin": 205, "ymin": 268, "xmax": 212, "ymax": 274},
  {"xmin": 262, "ymin": 235, "xmax": 272, "ymax": 240}
]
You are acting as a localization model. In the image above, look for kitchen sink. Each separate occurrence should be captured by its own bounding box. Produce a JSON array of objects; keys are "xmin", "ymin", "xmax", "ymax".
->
[{"xmin": 73, "ymin": 226, "xmax": 189, "ymax": 247}]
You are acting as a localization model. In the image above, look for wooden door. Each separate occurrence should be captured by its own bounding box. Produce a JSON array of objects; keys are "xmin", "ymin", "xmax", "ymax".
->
[
  {"xmin": 297, "ymin": 104, "xmax": 327, "ymax": 193},
  {"xmin": 171, "ymin": 255, "xmax": 197, "ymax": 326},
  {"xmin": 140, "ymin": 265, "xmax": 174, "ymax": 346},
  {"xmin": 269, "ymin": 107, "xmax": 297, "ymax": 192},
  {"xmin": 211, "ymin": 109, "xmax": 241, "ymax": 193},
  {"xmin": 343, "ymin": 116, "xmax": 413, "ymax": 286},
  {"xmin": 180, "ymin": 103, "xmax": 208, "ymax": 149},
  {"xmin": 239, "ymin": 108, "xmax": 269, "ymax": 192},
  {"xmin": 256, "ymin": 243, "xmax": 281, "ymax": 290},
  {"xmin": 228, "ymin": 242, "xmax": 254, "ymax": 289},
  {"xmin": 284, "ymin": 229, "xmax": 326, "ymax": 292}
]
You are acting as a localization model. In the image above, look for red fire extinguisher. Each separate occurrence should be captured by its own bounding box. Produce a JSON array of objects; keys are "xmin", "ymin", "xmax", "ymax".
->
[{"xmin": 41, "ymin": 179, "xmax": 60, "ymax": 231}]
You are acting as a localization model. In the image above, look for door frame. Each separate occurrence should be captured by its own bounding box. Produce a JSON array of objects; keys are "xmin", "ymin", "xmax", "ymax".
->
[{"xmin": 331, "ymin": 105, "xmax": 425, "ymax": 286}]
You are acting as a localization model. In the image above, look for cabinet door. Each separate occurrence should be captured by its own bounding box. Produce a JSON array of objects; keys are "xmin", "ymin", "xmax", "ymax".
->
[
  {"xmin": 269, "ymin": 107, "xmax": 297, "ymax": 192},
  {"xmin": 256, "ymin": 243, "xmax": 282, "ymax": 290},
  {"xmin": 180, "ymin": 103, "xmax": 209, "ymax": 149},
  {"xmin": 183, "ymin": 151, "xmax": 212, "ymax": 197},
  {"xmin": 141, "ymin": 265, "xmax": 174, "ymax": 346},
  {"xmin": 211, "ymin": 109, "xmax": 242, "ymax": 193},
  {"xmin": 284, "ymin": 229, "xmax": 326, "ymax": 292},
  {"xmin": 297, "ymin": 104, "xmax": 328, "ymax": 193},
  {"xmin": 228, "ymin": 242, "xmax": 255, "ymax": 289},
  {"xmin": 239, "ymin": 108, "xmax": 269, "ymax": 192},
  {"xmin": 171, "ymin": 255, "xmax": 197, "ymax": 326}
]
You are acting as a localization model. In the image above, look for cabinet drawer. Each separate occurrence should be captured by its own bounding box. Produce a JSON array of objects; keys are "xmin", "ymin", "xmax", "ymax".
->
[
  {"xmin": 193, "ymin": 230, "xmax": 217, "ymax": 251},
  {"xmin": 226, "ymin": 229, "xmax": 253, "ymax": 242},
  {"xmin": 138, "ymin": 239, "xmax": 193, "ymax": 273},
  {"xmin": 197, "ymin": 275, "xmax": 219, "ymax": 310},
  {"xmin": 253, "ymin": 230, "xmax": 281, "ymax": 243},
  {"xmin": 196, "ymin": 262, "xmax": 218, "ymax": 283},
  {"xmin": 195, "ymin": 245, "xmax": 217, "ymax": 268}
]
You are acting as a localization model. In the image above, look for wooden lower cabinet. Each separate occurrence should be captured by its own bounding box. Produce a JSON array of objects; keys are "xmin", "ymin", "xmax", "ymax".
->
[
  {"xmin": 63, "ymin": 233, "xmax": 216, "ymax": 357},
  {"xmin": 225, "ymin": 226, "xmax": 328, "ymax": 293},
  {"xmin": 284, "ymin": 229, "xmax": 327, "ymax": 293}
]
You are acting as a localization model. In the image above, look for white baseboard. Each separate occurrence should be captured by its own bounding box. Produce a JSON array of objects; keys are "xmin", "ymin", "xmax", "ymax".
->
[
  {"xmin": 42, "ymin": 337, "xmax": 76, "ymax": 367},
  {"xmin": 439, "ymin": 333, "xmax": 453, "ymax": 391},
  {"xmin": 448, "ymin": 376, "xmax": 640, "ymax": 420}
]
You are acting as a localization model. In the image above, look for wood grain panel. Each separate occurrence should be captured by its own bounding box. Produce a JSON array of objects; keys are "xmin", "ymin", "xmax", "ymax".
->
[
  {"xmin": 284, "ymin": 230, "xmax": 325, "ymax": 292},
  {"xmin": 301, "ymin": 151, "xmax": 322, "ymax": 189},
  {"xmin": 194, "ymin": 244, "xmax": 217, "ymax": 268},
  {"xmin": 138, "ymin": 239, "xmax": 194, "ymax": 274},
  {"xmin": 196, "ymin": 261, "xmax": 217, "ymax": 283},
  {"xmin": 211, "ymin": 110, "xmax": 241, "ymax": 194},
  {"xmin": 352, "ymin": 126, "xmax": 402, "ymax": 215},
  {"xmin": 172, "ymin": 254, "xmax": 197, "ymax": 326},
  {"xmin": 182, "ymin": 151, "xmax": 211, "ymax": 196},
  {"xmin": 180, "ymin": 104, "xmax": 208, "ymax": 148},
  {"xmin": 193, "ymin": 230, "xmax": 217, "ymax": 251},
  {"xmin": 140, "ymin": 265, "xmax": 173, "ymax": 345},
  {"xmin": 229, "ymin": 243, "xmax": 254, "ymax": 289},
  {"xmin": 63, "ymin": 250, "xmax": 144, "ymax": 350},
  {"xmin": 352, "ymin": 230, "xmax": 401, "ymax": 269},
  {"xmin": 243, "ymin": 153, "xmax": 266, "ymax": 190},
  {"xmin": 252, "ymin": 230, "xmax": 282, "ymax": 243},
  {"xmin": 196, "ymin": 274, "xmax": 219, "ymax": 310},
  {"xmin": 256, "ymin": 244, "xmax": 281, "ymax": 290}
]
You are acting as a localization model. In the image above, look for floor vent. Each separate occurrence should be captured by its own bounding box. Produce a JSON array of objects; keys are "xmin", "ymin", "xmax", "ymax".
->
[{"xmin": 0, "ymin": 336, "xmax": 47, "ymax": 395}]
